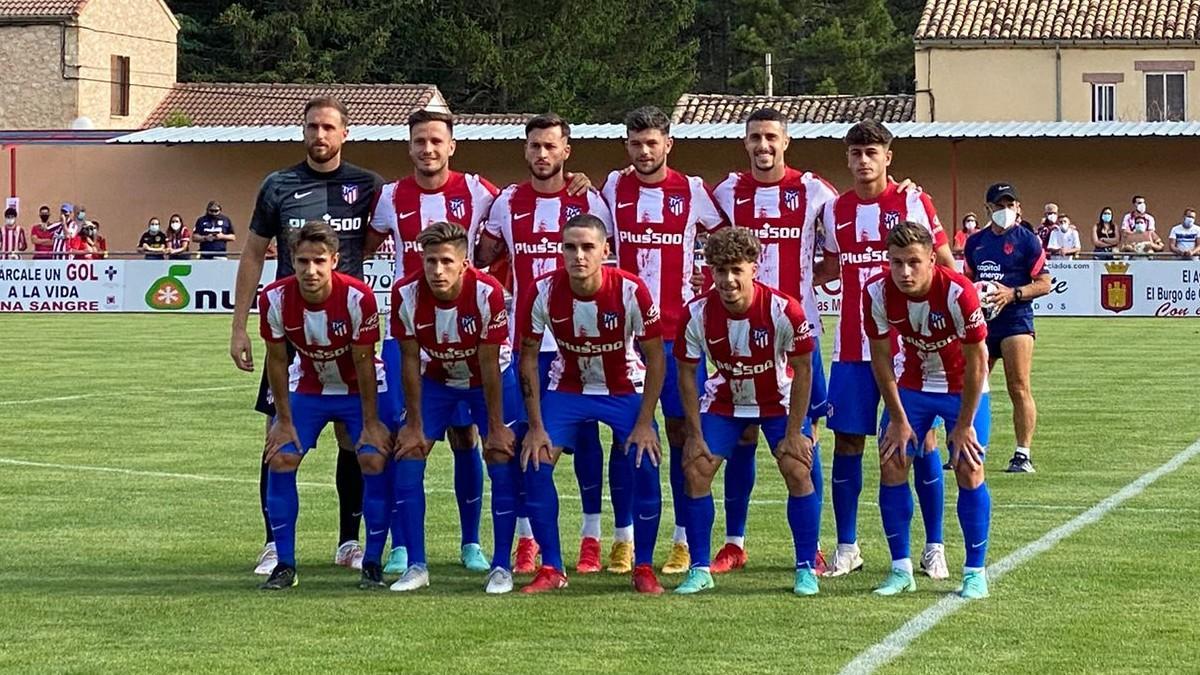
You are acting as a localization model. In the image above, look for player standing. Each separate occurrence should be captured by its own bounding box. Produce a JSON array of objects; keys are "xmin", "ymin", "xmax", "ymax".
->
[
  {"xmin": 601, "ymin": 106, "xmax": 725, "ymax": 574},
  {"xmin": 673, "ymin": 228, "xmax": 822, "ymax": 596},
  {"xmin": 230, "ymin": 96, "xmax": 383, "ymax": 575},
  {"xmin": 812, "ymin": 120, "xmax": 957, "ymax": 580},
  {"xmin": 517, "ymin": 214, "xmax": 667, "ymax": 594},
  {"xmin": 710, "ymin": 108, "xmax": 836, "ymax": 573},
  {"xmin": 965, "ymin": 183, "xmax": 1051, "ymax": 474},
  {"xmin": 474, "ymin": 113, "xmax": 623, "ymax": 574},
  {"xmin": 388, "ymin": 223, "xmax": 524, "ymax": 593},
  {"xmin": 864, "ymin": 222, "xmax": 992, "ymax": 599},
  {"xmin": 256, "ymin": 221, "xmax": 392, "ymax": 590}
]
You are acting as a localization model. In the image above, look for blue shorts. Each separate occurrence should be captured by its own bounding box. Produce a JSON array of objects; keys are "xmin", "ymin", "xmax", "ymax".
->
[
  {"xmin": 700, "ymin": 413, "xmax": 814, "ymax": 458},
  {"xmin": 659, "ymin": 340, "xmax": 706, "ymax": 419},
  {"xmin": 827, "ymin": 361, "xmax": 881, "ymax": 436},
  {"xmin": 421, "ymin": 367, "xmax": 523, "ymax": 441},
  {"xmin": 385, "ymin": 336, "xmax": 477, "ymax": 430},
  {"xmin": 542, "ymin": 391, "xmax": 656, "ymax": 453},
  {"xmin": 808, "ymin": 335, "xmax": 829, "ymax": 420},
  {"xmin": 879, "ymin": 389, "xmax": 991, "ymax": 457},
  {"xmin": 985, "ymin": 313, "xmax": 1036, "ymax": 358},
  {"xmin": 279, "ymin": 392, "xmax": 387, "ymax": 456}
]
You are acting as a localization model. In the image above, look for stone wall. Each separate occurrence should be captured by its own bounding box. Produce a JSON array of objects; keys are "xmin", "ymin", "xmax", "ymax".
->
[{"xmin": 0, "ymin": 24, "xmax": 76, "ymax": 129}]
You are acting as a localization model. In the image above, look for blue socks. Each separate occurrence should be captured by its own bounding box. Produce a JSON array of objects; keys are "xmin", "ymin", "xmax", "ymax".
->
[
  {"xmin": 393, "ymin": 459, "xmax": 427, "ymax": 566},
  {"xmin": 879, "ymin": 482, "xmax": 914, "ymax": 563},
  {"xmin": 832, "ymin": 453, "xmax": 864, "ymax": 545},
  {"xmin": 487, "ymin": 457, "xmax": 520, "ymax": 571},
  {"xmin": 958, "ymin": 482, "xmax": 992, "ymax": 569},
  {"xmin": 685, "ymin": 493, "xmax": 715, "ymax": 568},
  {"xmin": 669, "ymin": 444, "xmax": 686, "ymax": 531},
  {"xmin": 631, "ymin": 452, "xmax": 662, "ymax": 567},
  {"xmin": 574, "ymin": 421, "xmax": 605, "ymax": 521},
  {"xmin": 787, "ymin": 492, "xmax": 822, "ymax": 570},
  {"xmin": 266, "ymin": 468, "xmax": 299, "ymax": 567},
  {"xmin": 913, "ymin": 448, "xmax": 945, "ymax": 545},
  {"xmin": 524, "ymin": 461, "xmax": 563, "ymax": 571},
  {"xmin": 723, "ymin": 442, "xmax": 757, "ymax": 540},
  {"xmin": 361, "ymin": 465, "xmax": 390, "ymax": 566},
  {"xmin": 452, "ymin": 446, "xmax": 483, "ymax": 546},
  {"xmin": 609, "ymin": 442, "xmax": 633, "ymax": 529}
]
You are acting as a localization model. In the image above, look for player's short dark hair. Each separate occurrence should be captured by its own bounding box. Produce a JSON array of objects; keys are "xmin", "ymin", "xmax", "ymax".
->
[
  {"xmin": 705, "ymin": 227, "xmax": 762, "ymax": 267},
  {"xmin": 416, "ymin": 221, "xmax": 468, "ymax": 254},
  {"xmin": 624, "ymin": 106, "xmax": 671, "ymax": 135},
  {"xmin": 303, "ymin": 96, "xmax": 349, "ymax": 127},
  {"xmin": 844, "ymin": 119, "xmax": 894, "ymax": 148},
  {"xmin": 562, "ymin": 213, "xmax": 608, "ymax": 240},
  {"xmin": 525, "ymin": 113, "xmax": 570, "ymax": 139},
  {"xmin": 289, "ymin": 220, "xmax": 340, "ymax": 255},
  {"xmin": 408, "ymin": 109, "xmax": 455, "ymax": 134},
  {"xmin": 746, "ymin": 107, "xmax": 788, "ymax": 130},
  {"xmin": 1132, "ymin": 194, "xmax": 1144, "ymax": 203},
  {"xmin": 3, "ymin": 207, "xmax": 16, "ymax": 218},
  {"xmin": 886, "ymin": 221, "xmax": 933, "ymax": 251}
]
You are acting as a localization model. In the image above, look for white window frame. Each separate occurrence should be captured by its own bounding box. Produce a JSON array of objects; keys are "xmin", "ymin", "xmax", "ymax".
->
[
  {"xmin": 1145, "ymin": 72, "xmax": 1187, "ymax": 122},
  {"xmin": 1091, "ymin": 83, "xmax": 1116, "ymax": 122}
]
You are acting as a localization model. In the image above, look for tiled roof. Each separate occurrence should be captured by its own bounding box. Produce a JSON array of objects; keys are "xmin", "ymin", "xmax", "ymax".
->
[
  {"xmin": 673, "ymin": 93, "xmax": 915, "ymax": 124},
  {"xmin": 0, "ymin": 0, "xmax": 87, "ymax": 17},
  {"xmin": 456, "ymin": 113, "xmax": 536, "ymax": 125},
  {"xmin": 142, "ymin": 83, "xmax": 445, "ymax": 128},
  {"xmin": 916, "ymin": 0, "xmax": 1200, "ymax": 41}
]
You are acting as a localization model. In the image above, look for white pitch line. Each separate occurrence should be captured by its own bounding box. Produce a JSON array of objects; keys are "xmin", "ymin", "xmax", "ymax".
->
[
  {"xmin": 839, "ymin": 437, "xmax": 1200, "ymax": 675},
  {"xmin": 0, "ymin": 384, "xmax": 252, "ymax": 406}
]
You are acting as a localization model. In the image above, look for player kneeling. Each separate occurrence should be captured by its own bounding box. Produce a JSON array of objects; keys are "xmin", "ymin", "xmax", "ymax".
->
[
  {"xmin": 258, "ymin": 221, "xmax": 393, "ymax": 591},
  {"xmin": 674, "ymin": 228, "xmax": 823, "ymax": 597},
  {"xmin": 518, "ymin": 214, "xmax": 667, "ymax": 595},
  {"xmin": 390, "ymin": 223, "xmax": 523, "ymax": 594},
  {"xmin": 865, "ymin": 222, "xmax": 992, "ymax": 599}
]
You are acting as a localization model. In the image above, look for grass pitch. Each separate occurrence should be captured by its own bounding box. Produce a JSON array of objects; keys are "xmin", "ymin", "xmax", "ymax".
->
[{"xmin": 0, "ymin": 315, "xmax": 1197, "ymax": 673}]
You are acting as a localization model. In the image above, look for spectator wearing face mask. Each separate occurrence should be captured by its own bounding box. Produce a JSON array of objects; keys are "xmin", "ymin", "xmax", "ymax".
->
[
  {"xmin": 138, "ymin": 217, "xmax": 168, "ymax": 259},
  {"xmin": 1092, "ymin": 207, "xmax": 1119, "ymax": 259},
  {"xmin": 62, "ymin": 205, "xmax": 93, "ymax": 258},
  {"xmin": 51, "ymin": 203, "xmax": 73, "ymax": 259},
  {"xmin": 1168, "ymin": 209, "xmax": 1200, "ymax": 259},
  {"xmin": 72, "ymin": 220, "xmax": 107, "ymax": 260},
  {"xmin": 1046, "ymin": 213, "xmax": 1081, "ymax": 259},
  {"xmin": 1120, "ymin": 215, "xmax": 1164, "ymax": 255},
  {"xmin": 1037, "ymin": 202, "xmax": 1059, "ymax": 249},
  {"xmin": 1122, "ymin": 195, "xmax": 1156, "ymax": 233},
  {"xmin": 29, "ymin": 205, "xmax": 56, "ymax": 259},
  {"xmin": 953, "ymin": 212, "xmax": 979, "ymax": 256},
  {"xmin": 194, "ymin": 200, "xmax": 236, "ymax": 259},
  {"xmin": 165, "ymin": 213, "xmax": 192, "ymax": 260},
  {"xmin": 2, "ymin": 207, "xmax": 28, "ymax": 259}
]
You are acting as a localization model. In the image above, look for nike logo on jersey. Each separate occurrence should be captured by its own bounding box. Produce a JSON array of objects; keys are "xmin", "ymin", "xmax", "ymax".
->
[
  {"xmin": 513, "ymin": 212, "xmax": 531, "ymax": 220},
  {"xmin": 285, "ymin": 325, "xmax": 302, "ymax": 331},
  {"xmin": 416, "ymin": 322, "xmax": 435, "ymax": 330},
  {"xmin": 836, "ymin": 221, "xmax": 853, "ymax": 230},
  {"xmin": 707, "ymin": 336, "xmax": 727, "ymax": 344},
  {"xmin": 398, "ymin": 211, "xmax": 416, "ymax": 219},
  {"xmin": 617, "ymin": 202, "xmax": 635, "ymax": 209},
  {"xmin": 888, "ymin": 318, "xmax": 907, "ymax": 325},
  {"xmin": 736, "ymin": 198, "xmax": 752, "ymax": 205},
  {"xmin": 293, "ymin": 191, "xmax": 313, "ymax": 200},
  {"xmin": 551, "ymin": 317, "xmax": 571, "ymax": 324}
]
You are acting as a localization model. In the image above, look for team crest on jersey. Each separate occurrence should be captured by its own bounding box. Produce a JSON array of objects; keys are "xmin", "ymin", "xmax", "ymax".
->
[
  {"xmin": 460, "ymin": 315, "xmax": 478, "ymax": 335},
  {"xmin": 449, "ymin": 197, "xmax": 466, "ymax": 219},
  {"xmin": 565, "ymin": 205, "xmax": 582, "ymax": 220},
  {"xmin": 784, "ymin": 189, "xmax": 801, "ymax": 211},
  {"xmin": 928, "ymin": 311, "xmax": 946, "ymax": 331},
  {"xmin": 668, "ymin": 194, "xmax": 685, "ymax": 216},
  {"xmin": 1004, "ymin": 242, "xmax": 1015, "ymax": 255},
  {"xmin": 341, "ymin": 184, "xmax": 358, "ymax": 204},
  {"xmin": 330, "ymin": 320, "xmax": 348, "ymax": 337},
  {"xmin": 883, "ymin": 211, "xmax": 901, "ymax": 228},
  {"xmin": 602, "ymin": 311, "xmax": 620, "ymax": 331},
  {"xmin": 752, "ymin": 328, "xmax": 769, "ymax": 349}
]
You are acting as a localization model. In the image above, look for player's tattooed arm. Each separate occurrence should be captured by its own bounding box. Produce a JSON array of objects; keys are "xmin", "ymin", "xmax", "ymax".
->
[
  {"xmin": 519, "ymin": 341, "xmax": 552, "ymax": 469},
  {"xmin": 474, "ymin": 234, "xmax": 506, "ymax": 268}
]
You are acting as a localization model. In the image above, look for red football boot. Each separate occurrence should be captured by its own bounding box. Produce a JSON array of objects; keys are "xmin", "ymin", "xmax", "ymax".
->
[
  {"xmin": 514, "ymin": 537, "xmax": 539, "ymax": 575},
  {"xmin": 814, "ymin": 547, "xmax": 829, "ymax": 576},
  {"xmin": 576, "ymin": 536, "xmax": 602, "ymax": 574},
  {"xmin": 710, "ymin": 543, "xmax": 748, "ymax": 574},
  {"xmin": 520, "ymin": 566, "xmax": 568, "ymax": 594},
  {"xmin": 632, "ymin": 564, "xmax": 664, "ymax": 595}
]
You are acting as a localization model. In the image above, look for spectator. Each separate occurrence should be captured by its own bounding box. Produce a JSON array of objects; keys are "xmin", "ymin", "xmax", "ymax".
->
[
  {"xmin": 1122, "ymin": 195, "xmax": 1156, "ymax": 232},
  {"xmin": 51, "ymin": 203, "xmax": 73, "ymax": 258},
  {"xmin": 88, "ymin": 220, "xmax": 109, "ymax": 259},
  {"xmin": 1120, "ymin": 216, "xmax": 1164, "ymax": 255},
  {"xmin": 165, "ymin": 213, "xmax": 192, "ymax": 260},
  {"xmin": 138, "ymin": 217, "xmax": 168, "ymax": 259},
  {"xmin": 66, "ymin": 220, "xmax": 98, "ymax": 259},
  {"xmin": 952, "ymin": 212, "xmax": 979, "ymax": 256},
  {"xmin": 2, "ymin": 207, "xmax": 28, "ymax": 259},
  {"xmin": 1092, "ymin": 207, "xmax": 1119, "ymax": 259},
  {"xmin": 1168, "ymin": 209, "xmax": 1200, "ymax": 259},
  {"xmin": 1046, "ymin": 213, "xmax": 1081, "ymax": 259},
  {"xmin": 194, "ymin": 200, "xmax": 236, "ymax": 259},
  {"xmin": 30, "ymin": 204, "xmax": 56, "ymax": 259},
  {"xmin": 1036, "ymin": 202, "xmax": 1059, "ymax": 249}
]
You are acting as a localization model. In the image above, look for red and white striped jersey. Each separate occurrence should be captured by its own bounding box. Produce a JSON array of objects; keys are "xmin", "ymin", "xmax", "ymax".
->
[
  {"xmin": 259, "ymin": 272, "xmax": 385, "ymax": 395},
  {"xmin": 862, "ymin": 265, "xmax": 988, "ymax": 394},
  {"xmin": 390, "ymin": 266, "xmax": 511, "ymax": 390},
  {"xmin": 370, "ymin": 171, "xmax": 499, "ymax": 279},
  {"xmin": 1, "ymin": 225, "xmax": 27, "ymax": 258},
  {"xmin": 676, "ymin": 281, "xmax": 814, "ymax": 417},
  {"xmin": 518, "ymin": 266, "xmax": 662, "ymax": 395},
  {"xmin": 822, "ymin": 183, "xmax": 948, "ymax": 362},
  {"xmin": 482, "ymin": 182, "xmax": 613, "ymax": 350},
  {"xmin": 602, "ymin": 169, "xmax": 725, "ymax": 339},
  {"xmin": 712, "ymin": 168, "xmax": 837, "ymax": 335}
]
